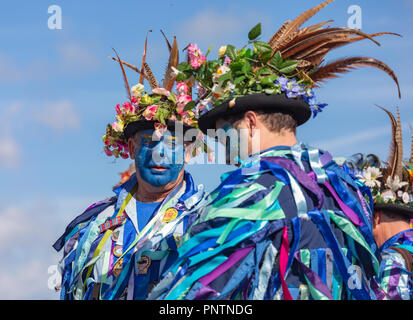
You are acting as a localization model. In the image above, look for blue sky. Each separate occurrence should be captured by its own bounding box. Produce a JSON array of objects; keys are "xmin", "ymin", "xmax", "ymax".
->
[{"xmin": 0, "ymin": 0, "xmax": 412, "ymax": 299}]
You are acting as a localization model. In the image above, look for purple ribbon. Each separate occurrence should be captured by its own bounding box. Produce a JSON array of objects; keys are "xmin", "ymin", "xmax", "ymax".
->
[
  {"xmin": 294, "ymin": 251, "xmax": 333, "ymax": 300},
  {"xmin": 262, "ymin": 157, "xmax": 324, "ymax": 209},
  {"xmin": 194, "ymin": 246, "xmax": 254, "ymax": 300},
  {"xmin": 322, "ymin": 179, "xmax": 363, "ymax": 226}
]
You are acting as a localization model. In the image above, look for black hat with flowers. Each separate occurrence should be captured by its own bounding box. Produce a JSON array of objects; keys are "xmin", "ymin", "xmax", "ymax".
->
[
  {"xmin": 172, "ymin": 0, "xmax": 401, "ymax": 134},
  {"xmin": 102, "ymin": 32, "xmax": 203, "ymax": 160},
  {"xmin": 345, "ymin": 107, "xmax": 413, "ymax": 218}
]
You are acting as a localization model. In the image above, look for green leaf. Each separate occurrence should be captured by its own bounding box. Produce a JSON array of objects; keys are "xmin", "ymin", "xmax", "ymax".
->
[
  {"xmin": 226, "ymin": 45, "xmax": 237, "ymax": 60},
  {"xmin": 234, "ymin": 75, "xmax": 246, "ymax": 85},
  {"xmin": 183, "ymin": 101, "xmax": 196, "ymax": 111},
  {"xmin": 279, "ymin": 60, "xmax": 299, "ymax": 74},
  {"xmin": 176, "ymin": 73, "xmax": 187, "ymax": 81},
  {"xmin": 270, "ymin": 51, "xmax": 283, "ymax": 69},
  {"xmin": 260, "ymin": 74, "xmax": 278, "ymax": 86},
  {"xmin": 218, "ymin": 71, "xmax": 233, "ymax": 85},
  {"xmin": 248, "ymin": 23, "xmax": 262, "ymax": 41},
  {"xmin": 242, "ymin": 61, "xmax": 252, "ymax": 76},
  {"xmin": 259, "ymin": 51, "xmax": 272, "ymax": 63},
  {"xmin": 177, "ymin": 62, "xmax": 190, "ymax": 72},
  {"xmin": 253, "ymin": 41, "xmax": 272, "ymax": 55},
  {"xmin": 257, "ymin": 67, "xmax": 272, "ymax": 76},
  {"xmin": 205, "ymin": 46, "xmax": 213, "ymax": 57}
]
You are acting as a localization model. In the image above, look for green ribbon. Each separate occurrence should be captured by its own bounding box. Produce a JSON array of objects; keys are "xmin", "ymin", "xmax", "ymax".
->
[
  {"xmin": 300, "ymin": 249, "xmax": 331, "ymax": 300},
  {"xmin": 327, "ymin": 210, "xmax": 380, "ymax": 275},
  {"xmin": 166, "ymin": 255, "xmax": 228, "ymax": 300}
]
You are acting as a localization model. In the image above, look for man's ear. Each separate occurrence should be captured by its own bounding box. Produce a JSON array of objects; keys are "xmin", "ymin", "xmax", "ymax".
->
[
  {"xmin": 373, "ymin": 210, "xmax": 382, "ymax": 227},
  {"xmin": 128, "ymin": 138, "xmax": 136, "ymax": 160},
  {"xmin": 244, "ymin": 111, "xmax": 259, "ymax": 137}
]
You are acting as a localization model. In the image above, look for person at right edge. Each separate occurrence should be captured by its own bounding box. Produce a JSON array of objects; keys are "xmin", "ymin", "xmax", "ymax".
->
[
  {"xmin": 148, "ymin": 0, "xmax": 403, "ymax": 300},
  {"xmin": 345, "ymin": 107, "xmax": 413, "ymax": 300}
]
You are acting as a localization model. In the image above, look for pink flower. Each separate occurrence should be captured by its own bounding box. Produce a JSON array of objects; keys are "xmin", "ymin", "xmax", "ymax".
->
[
  {"xmin": 224, "ymin": 56, "xmax": 232, "ymax": 66},
  {"xmin": 131, "ymin": 96, "xmax": 140, "ymax": 106},
  {"xmin": 115, "ymin": 104, "xmax": 121, "ymax": 115},
  {"xmin": 152, "ymin": 88, "xmax": 171, "ymax": 97},
  {"xmin": 142, "ymin": 105, "xmax": 158, "ymax": 120},
  {"xmin": 104, "ymin": 147, "xmax": 113, "ymax": 157},
  {"xmin": 187, "ymin": 43, "xmax": 206, "ymax": 70},
  {"xmin": 187, "ymin": 43, "xmax": 200, "ymax": 56},
  {"xmin": 177, "ymin": 94, "xmax": 192, "ymax": 114},
  {"xmin": 190, "ymin": 55, "xmax": 206, "ymax": 69},
  {"xmin": 154, "ymin": 122, "xmax": 167, "ymax": 139},
  {"xmin": 120, "ymin": 152, "xmax": 129, "ymax": 159},
  {"xmin": 176, "ymin": 81, "xmax": 189, "ymax": 95}
]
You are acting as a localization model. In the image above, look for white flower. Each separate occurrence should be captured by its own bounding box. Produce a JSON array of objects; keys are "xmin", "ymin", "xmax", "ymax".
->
[
  {"xmin": 381, "ymin": 190, "xmax": 396, "ymax": 202},
  {"xmin": 131, "ymin": 83, "xmax": 145, "ymax": 97},
  {"xmin": 403, "ymin": 192, "xmax": 411, "ymax": 204},
  {"xmin": 212, "ymin": 65, "xmax": 231, "ymax": 82},
  {"xmin": 218, "ymin": 46, "xmax": 227, "ymax": 58},
  {"xmin": 385, "ymin": 175, "xmax": 409, "ymax": 192},
  {"xmin": 357, "ymin": 167, "xmax": 382, "ymax": 189}
]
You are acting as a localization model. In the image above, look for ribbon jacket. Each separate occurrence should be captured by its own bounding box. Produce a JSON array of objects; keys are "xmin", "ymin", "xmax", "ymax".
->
[
  {"xmin": 53, "ymin": 171, "xmax": 204, "ymax": 300},
  {"xmin": 378, "ymin": 229, "xmax": 413, "ymax": 300},
  {"xmin": 150, "ymin": 143, "xmax": 384, "ymax": 300}
]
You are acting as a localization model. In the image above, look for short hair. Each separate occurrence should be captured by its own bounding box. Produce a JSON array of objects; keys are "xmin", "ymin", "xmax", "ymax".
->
[
  {"xmin": 374, "ymin": 209, "xmax": 411, "ymax": 224},
  {"xmin": 223, "ymin": 110, "xmax": 297, "ymax": 134}
]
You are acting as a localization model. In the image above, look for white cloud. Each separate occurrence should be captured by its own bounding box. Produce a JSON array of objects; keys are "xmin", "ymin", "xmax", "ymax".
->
[
  {"xmin": 0, "ymin": 53, "xmax": 24, "ymax": 83},
  {"xmin": 0, "ymin": 196, "xmax": 95, "ymax": 299},
  {"xmin": 313, "ymin": 127, "xmax": 390, "ymax": 152},
  {"xmin": 0, "ymin": 42, "xmax": 100, "ymax": 83},
  {"xmin": 0, "ymin": 135, "xmax": 21, "ymax": 168},
  {"xmin": 35, "ymin": 100, "xmax": 80, "ymax": 132},
  {"xmin": 177, "ymin": 9, "xmax": 269, "ymax": 47},
  {"xmin": 57, "ymin": 43, "xmax": 100, "ymax": 73}
]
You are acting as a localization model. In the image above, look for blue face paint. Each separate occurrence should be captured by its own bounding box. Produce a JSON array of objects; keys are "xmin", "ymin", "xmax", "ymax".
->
[{"xmin": 134, "ymin": 130, "xmax": 185, "ymax": 187}]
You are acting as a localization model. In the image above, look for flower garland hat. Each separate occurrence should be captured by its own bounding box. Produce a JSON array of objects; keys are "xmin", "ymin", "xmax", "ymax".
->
[
  {"xmin": 103, "ymin": 31, "xmax": 202, "ymax": 159},
  {"xmin": 346, "ymin": 106, "xmax": 413, "ymax": 218},
  {"xmin": 172, "ymin": 0, "xmax": 401, "ymax": 134}
]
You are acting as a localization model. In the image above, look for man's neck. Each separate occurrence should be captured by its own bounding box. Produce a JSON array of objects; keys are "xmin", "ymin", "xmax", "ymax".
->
[
  {"xmin": 248, "ymin": 129, "xmax": 298, "ymax": 158},
  {"xmin": 380, "ymin": 222, "xmax": 411, "ymax": 248},
  {"xmin": 135, "ymin": 171, "xmax": 185, "ymax": 203},
  {"xmin": 260, "ymin": 131, "xmax": 298, "ymax": 151}
]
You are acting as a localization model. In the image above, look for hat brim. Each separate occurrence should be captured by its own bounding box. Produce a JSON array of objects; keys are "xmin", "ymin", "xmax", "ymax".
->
[
  {"xmin": 123, "ymin": 120, "xmax": 195, "ymax": 141},
  {"xmin": 198, "ymin": 93, "xmax": 312, "ymax": 134},
  {"xmin": 374, "ymin": 203, "xmax": 413, "ymax": 219}
]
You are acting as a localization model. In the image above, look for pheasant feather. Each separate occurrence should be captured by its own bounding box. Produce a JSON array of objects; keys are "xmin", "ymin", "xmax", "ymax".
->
[{"xmin": 112, "ymin": 48, "xmax": 132, "ymax": 102}]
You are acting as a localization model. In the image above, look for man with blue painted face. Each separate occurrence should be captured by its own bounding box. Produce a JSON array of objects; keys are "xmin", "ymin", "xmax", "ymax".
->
[
  {"xmin": 52, "ymin": 36, "xmax": 206, "ymax": 299},
  {"xmin": 151, "ymin": 1, "xmax": 402, "ymax": 300}
]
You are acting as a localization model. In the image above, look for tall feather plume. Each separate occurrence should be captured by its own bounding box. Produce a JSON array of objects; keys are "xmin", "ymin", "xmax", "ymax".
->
[
  {"xmin": 282, "ymin": 28, "xmax": 381, "ymax": 59},
  {"xmin": 306, "ymin": 32, "xmax": 401, "ymax": 60},
  {"xmin": 163, "ymin": 35, "xmax": 179, "ymax": 91},
  {"xmin": 395, "ymin": 107, "xmax": 404, "ymax": 179},
  {"xmin": 310, "ymin": 57, "xmax": 401, "ymax": 98},
  {"xmin": 139, "ymin": 30, "xmax": 152, "ymax": 84},
  {"xmin": 269, "ymin": 0, "xmax": 335, "ymax": 54},
  {"xmin": 410, "ymin": 124, "xmax": 413, "ymax": 163},
  {"xmin": 376, "ymin": 105, "xmax": 400, "ymax": 182},
  {"xmin": 143, "ymin": 62, "xmax": 159, "ymax": 89},
  {"xmin": 160, "ymin": 29, "xmax": 172, "ymax": 52},
  {"xmin": 109, "ymin": 56, "xmax": 141, "ymax": 74},
  {"xmin": 112, "ymin": 48, "xmax": 132, "ymax": 102}
]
